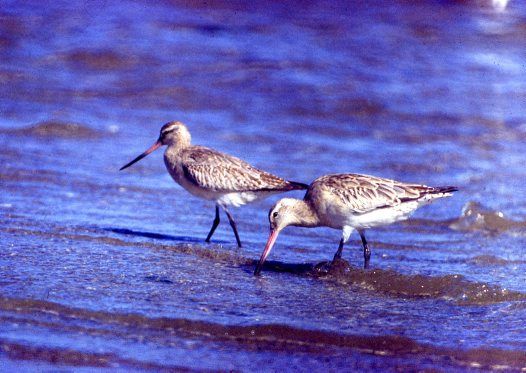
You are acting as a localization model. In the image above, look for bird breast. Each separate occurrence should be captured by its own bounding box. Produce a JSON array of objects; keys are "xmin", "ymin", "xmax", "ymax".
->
[{"xmin": 162, "ymin": 151, "xmax": 213, "ymax": 200}]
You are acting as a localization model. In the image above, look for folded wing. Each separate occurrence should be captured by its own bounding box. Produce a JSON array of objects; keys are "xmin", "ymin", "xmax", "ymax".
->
[
  {"xmin": 307, "ymin": 173, "xmax": 451, "ymax": 214},
  {"xmin": 182, "ymin": 146, "xmax": 305, "ymax": 193}
]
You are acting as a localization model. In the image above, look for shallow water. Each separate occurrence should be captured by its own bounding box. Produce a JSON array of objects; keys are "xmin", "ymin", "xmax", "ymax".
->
[{"xmin": 1, "ymin": 0, "xmax": 526, "ymax": 371}]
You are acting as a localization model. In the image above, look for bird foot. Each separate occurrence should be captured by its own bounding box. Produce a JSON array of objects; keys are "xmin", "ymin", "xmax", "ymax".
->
[
  {"xmin": 313, "ymin": 258, "xmax": 351, "ymax": 276},
  {"xmin": 329, "ymin": 257, "xmax": 351, "ymax": 273}
]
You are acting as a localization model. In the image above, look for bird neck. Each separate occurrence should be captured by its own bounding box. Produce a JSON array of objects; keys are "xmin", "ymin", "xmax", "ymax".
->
[{"xmin": 290, "ymin": 199, "xmax": 321, "ymax": 228}]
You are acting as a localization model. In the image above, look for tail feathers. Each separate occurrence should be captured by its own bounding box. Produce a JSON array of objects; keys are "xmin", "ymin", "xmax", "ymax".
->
[
  {"xmin": 413, "ymin": 185, "xmax": 458, "ymax": 203},
  {"xmin": 399, "ymin": 185, "xmax": 458, "ymax": 204},
  {"xmin": 288, "ymin": 181, "xmax": 310, "ymax": 190},
  {"xmin": 432, "ymin": 186, "xmax": 459, "ymax": 194}
]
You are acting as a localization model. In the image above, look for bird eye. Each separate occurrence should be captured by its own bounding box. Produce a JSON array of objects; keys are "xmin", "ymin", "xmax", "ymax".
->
[
  {"xmin": 272, "ymin": 211, "xmax": 278, "ymax": 218},
  {"xmin": 161, "ymin": 126, "xmax": 177, "ymax": 136}
]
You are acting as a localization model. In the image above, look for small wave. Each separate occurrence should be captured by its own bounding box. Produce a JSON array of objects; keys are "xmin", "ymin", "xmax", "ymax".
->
[
  {"xmin": 1, "ymin": 297, "xmax": 525, "ymax": 371},
  {"xmin": 343, "ymin": 267, "xmax": 524, "ymax": 305},
  {"xmin": 4, "ymin": 224, "xmax": 523, "ymax": 305},
  {"xmin": 257, "ymin": 259, "xmax": 526, "ymax": 305},
  {"xmin": 0, "ymin": 339, "xmax": 113, "ymax": 368},
  {"xmin": 61, "ymin": 49, "xmax": 134, "ymax": 71},
  {"xmin": 468, "ymin": 255, "xmax": 525, "ymax": 266},
  {"xmin": 7, "ymin": 121, "xmax": 101, "ymax": 139},
  {"xmin": 0, "ymin": 339, "xmax": 206, "ymax": 372},
  {"xmin": 449, "ymin": 201, "xmax": 524, "ymax": 233},
  {"xmin": 1, "ymin": 224, "xmax": 251, "ymax": 267}
]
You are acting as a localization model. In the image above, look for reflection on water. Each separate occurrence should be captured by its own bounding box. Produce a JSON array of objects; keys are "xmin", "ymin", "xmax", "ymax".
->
[{"xmin": 1, "ymin": 0, "xmax": 526, "ymax": 371}]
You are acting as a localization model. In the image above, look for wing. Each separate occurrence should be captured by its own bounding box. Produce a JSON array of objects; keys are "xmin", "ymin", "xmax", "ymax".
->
[
  {"xmin": 306, "ymin": 173, "xmax": 437, "ymax": 214},
  {"xmin": 181, "ymin": 146, "xmax": 299, "ymax": 192}
]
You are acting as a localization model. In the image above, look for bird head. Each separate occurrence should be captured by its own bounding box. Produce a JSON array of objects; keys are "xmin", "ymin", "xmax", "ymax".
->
[
  {"xmin": 119, "ymin": 121, "xmax": 190, "ymax": 171},
  {"xmin": 254, "ymin": 198, "xmax": 301, "ymax": 275},
  {"xmin": 268, "ymin": 198, "xmax": 300, "ymax": 232},
  {"xmin": 158, "ymin": 121, "xmax": 190, "ymax": 146}
]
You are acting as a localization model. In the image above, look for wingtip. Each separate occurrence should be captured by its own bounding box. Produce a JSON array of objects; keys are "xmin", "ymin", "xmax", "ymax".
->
[
  {"xmin": 289, "ymin": 181, "xmax": 309, "ymax": 190},
  {"xmin": 438, "ymin": 186, "xmax": 459, "ymax": 194}
]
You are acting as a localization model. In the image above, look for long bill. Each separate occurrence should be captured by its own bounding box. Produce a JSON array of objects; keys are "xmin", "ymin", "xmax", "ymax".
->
[
  {"xmin": 254, "ymin": 229, "xmax": 280, "ymax": 275},
  {"xmin": 120, "ymin": 140, "xmax": 162, "ymax": 171}
]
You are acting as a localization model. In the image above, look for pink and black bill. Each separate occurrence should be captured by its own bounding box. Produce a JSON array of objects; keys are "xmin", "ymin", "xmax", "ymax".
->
[
  {"xmin": 120, "ymin": 140, "xmax": 162, "ymax": 171},
  {"xmin": 254, "ymin": 229, "xmax": 280, "ymax": 275}
]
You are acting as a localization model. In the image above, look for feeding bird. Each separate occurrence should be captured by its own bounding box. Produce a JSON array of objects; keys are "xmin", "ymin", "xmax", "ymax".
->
[
  {"xmin": 254, "ymin": 173, "xmax": 458, "ymax": 275},
  {"xmin": 120, "ymin": 121, "xmax": 308, "ymax": 247}
]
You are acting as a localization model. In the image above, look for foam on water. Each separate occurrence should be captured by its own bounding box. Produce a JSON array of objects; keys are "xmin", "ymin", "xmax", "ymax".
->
[{"xmin": 450, "ymin": 201, "xmax": 526, "ymax": 233}]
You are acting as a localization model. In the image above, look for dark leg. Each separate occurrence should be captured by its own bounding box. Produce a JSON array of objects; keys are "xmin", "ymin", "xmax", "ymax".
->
[
  {"xmin": 223, "ymin": 207, "xmax": 242, "ymax": 248},
  {"xmin": 332, "ymin": 239, "xmax": 345, "ymax": 262},
  {"xmin": 205, "ymin": 205, "xmax": 220, "ymax": 243},
  {"xmin": 359, "ymin": 230, "xmax": 371, "ymax": 269}
]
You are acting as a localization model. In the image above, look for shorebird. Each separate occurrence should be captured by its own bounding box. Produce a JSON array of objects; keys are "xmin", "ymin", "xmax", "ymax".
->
[
  {"xmin": 120, "ymin": 121, "xmax": 308, "ymax": 247},
  {"xmin": 254, "ymin": 173, "xmax": 458, "ymax": 275}
]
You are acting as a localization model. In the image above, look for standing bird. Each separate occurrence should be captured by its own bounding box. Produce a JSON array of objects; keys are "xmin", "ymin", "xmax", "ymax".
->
[
  {"xmin": 120, "ymin": 121, "xmax": 308, "ymax": 247},
  {"xmin": 254, "ymin": 173, "xmax": 458, "ymax": 275}
]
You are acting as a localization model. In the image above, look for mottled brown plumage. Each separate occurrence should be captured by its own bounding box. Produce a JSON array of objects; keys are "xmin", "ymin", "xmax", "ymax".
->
[
  {"xmin": 121, "ymin": 121, "xmax": 307, "ymax": 247},
  {"xmin": 181, "ymin": 146, "xmax": 305, "ymax": 193},
  {"xmin": 306, "ymin": 173, "xmax": 456, "ymax": 214},
  {"xmin": 255, "ymin": 173, "xmax": 458, "ymax": 274}
]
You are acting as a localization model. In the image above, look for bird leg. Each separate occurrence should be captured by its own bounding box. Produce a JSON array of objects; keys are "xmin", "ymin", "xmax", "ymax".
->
[
  {"xmin": 358, "ymin": 230, "xmax": 371, "ymax": 269},
  {"xmin": 223, "ymin": 207, "xmax": 242, "ymax": 248},
  {"xmin": 205, "ymin": 205, "xmax": 220, "ymax": 243},
  {"xmin": 332, "ymin": 238, "xmax": 345, "ymax": 262}
]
